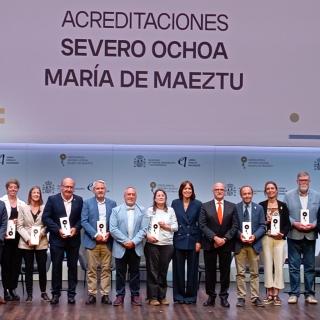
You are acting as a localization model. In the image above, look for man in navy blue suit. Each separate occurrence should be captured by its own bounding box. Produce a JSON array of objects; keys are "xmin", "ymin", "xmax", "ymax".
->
[
  {"xmin": 234, "ymin": 185, "xmax": 265, "ymax": 308},
  {"xmin": 42, "ymin": 177, "xmax": 83, "ymax": 305},
  {"xmin": 199, "ymin": 182, "xmax": 238, "ymax": 308},
  {"xmin": 81, "ymin": 180, "xmax": 116, "ymax": 305}
]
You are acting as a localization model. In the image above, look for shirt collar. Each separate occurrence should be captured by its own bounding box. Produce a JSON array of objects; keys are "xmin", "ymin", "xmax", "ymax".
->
[{"xmin": 61, "ymin": 194, "xmax": 73, "ymax": 203}]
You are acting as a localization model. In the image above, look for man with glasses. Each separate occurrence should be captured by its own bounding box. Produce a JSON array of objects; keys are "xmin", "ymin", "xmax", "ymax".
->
[
  {"xmin": 199, "ymin": 182, "xmax": 238, "ymax": 308},
  {"xmin": 42, "ymin": 177, "xmax": 83, "ymax": 305},
  {"xmin": 284, "ymin": 171, "xmax": 320, "ymax": 304}
]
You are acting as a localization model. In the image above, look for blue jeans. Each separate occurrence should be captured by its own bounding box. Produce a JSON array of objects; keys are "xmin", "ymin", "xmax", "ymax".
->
[{"xmin": 287, "ymin": 238, "xmax": 315, "ymax": 297}]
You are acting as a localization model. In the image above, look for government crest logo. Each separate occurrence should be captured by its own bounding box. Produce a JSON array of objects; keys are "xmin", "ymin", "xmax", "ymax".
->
[{"xmin": 134, "ymin": 155, "xmax": 146, "ymax": 167}]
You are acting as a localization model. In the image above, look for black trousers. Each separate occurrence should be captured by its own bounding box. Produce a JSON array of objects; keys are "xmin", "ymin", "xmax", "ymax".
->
[
  {"xmin": 204, "ymin": 248, "xmax": 232, "ymax": 298},
  {"xmin": 1, "ymin": 237, "xmax": 22, "ymax": 290},
  {"xmin": 21, "ymin": 249, "xmax": 47, "ymax": 295},
  {"xmin": 144, "ymin": 243, "xmax": 174, "ymax": 300},
  {"xmin": 172, "ymin": 248, "xmax": 199, "ymax": 303},
  {"xmin": 115, "ymin": 249, "xmax": 140, "ymax": 297},
  {"xmin": 50, "ymin": 244, "xmax": 79, "ymax": 297}
]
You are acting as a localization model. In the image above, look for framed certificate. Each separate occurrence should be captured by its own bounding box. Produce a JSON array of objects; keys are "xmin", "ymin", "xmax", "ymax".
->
[
  {"xmin": 60, "ymin": 217, "xmax": 71, "ymax": 236},
  {"xmin": 6, "ymin": 220, "xmax": 16, "ymax": 239},
  {"xmin": 30, "ymin": 226, "xmax": 41, "ymax": 245},
  {"xmin": 97, "ymin": 220, "xmax": 106, "ymax": 236},
  {"xmin": 270, "ymin": 215, "xmax": 280, "ymax": 235},
  {"xmin": 242, "ymin": 222, "xmax": 252, "ymax": 240},
  {"xmin": 300, "ymin": 209, "xmax": 309, "ymax": 225}
]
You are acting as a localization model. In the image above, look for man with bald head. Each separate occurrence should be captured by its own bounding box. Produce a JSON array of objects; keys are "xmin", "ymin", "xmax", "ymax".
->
[
  {"xmin": 199, "ymin": 182, "xmax": 238, "ymax": 308},
  {"xmin": 110, "ymin": 187, "xmax": 148, "ymax": 306},
  {"xmin": 42, "ymin": 177, "xmax": 83, "ymax": 305}
]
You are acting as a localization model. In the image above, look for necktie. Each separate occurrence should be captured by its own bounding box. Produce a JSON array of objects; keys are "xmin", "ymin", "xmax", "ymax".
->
[
  {"xmin": 217, "ymin": 201, "xmax": 223, "ymax": 224},
  {"xmin": 243, "ymin": 205, "xmax": 249, "ymax": 222}
]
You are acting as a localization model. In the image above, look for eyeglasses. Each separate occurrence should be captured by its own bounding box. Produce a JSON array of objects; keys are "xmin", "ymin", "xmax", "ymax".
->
[{"xmin": 214, "ymin": 189, "xmax": 225, "ymax": 191}]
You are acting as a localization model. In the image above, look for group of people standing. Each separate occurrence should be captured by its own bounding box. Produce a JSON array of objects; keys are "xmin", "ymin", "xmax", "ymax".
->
[{"xmin": 0, "ymin": 170, "xmax": 319, "ymax": 309}]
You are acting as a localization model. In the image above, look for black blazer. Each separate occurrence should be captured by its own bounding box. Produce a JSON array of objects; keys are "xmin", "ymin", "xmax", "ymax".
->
[
  {"xmin": 42, "ymin": 193, "xmax": 83, "ymax": 247},
  {"xmin": 199, "ymin": 199, "xmax": 238, "ymax": 252},
  {"xmin": 171, "ymin": 199, "xmax": 202, "ymax": 250},
  {"xmin": 259, "ymin": 199, "xmax": 291, "ymax": 239}
]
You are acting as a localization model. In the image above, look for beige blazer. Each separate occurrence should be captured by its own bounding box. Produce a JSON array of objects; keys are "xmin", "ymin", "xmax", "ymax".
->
[{"xmin": 17, "ymin": 204, "xmax": 48, "ymax": 250}]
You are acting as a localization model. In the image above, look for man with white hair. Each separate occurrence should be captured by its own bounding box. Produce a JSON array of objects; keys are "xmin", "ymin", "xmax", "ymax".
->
[
  {"xmin": 284, "ymin": 171, "xmax": 320, "ymax": 304},
  {"xmin": 81, "ymin": 180, "xmax": 117, "ymax": 305}
]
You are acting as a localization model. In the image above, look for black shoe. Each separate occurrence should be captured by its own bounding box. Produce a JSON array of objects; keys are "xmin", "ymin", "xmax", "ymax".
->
[
  {"xmin": 236, "ymin": 298, "xmax": 245, "ymax": 307},
  {"xmin": 101, "ymin": 295, "xmax": 112, "ymax": 305},
  {"xmin": 25, "ymin": 295, "xmax": 32, "ymax": 303},
  {"xmin": 184, "ymin": 300, "xmax": 196, "ymax": 305},
  {"xmin": 85, "ymin": 295, "xmax": 96, "ymax": 305},
  {"xmin": 4, "ymin": 290, "xmax": 12, "ymax": 302},
  {"xmin": 220, "ymin": 297, "xmax": 230, "ymax": 308},
  {"xmin": 203, "ymin": 296, "xmax": 215, "ymax": 306},
  {"xmin": 174, "ymin": 300, "xmax": 184, "ymax": 304},
  {"xmin": 9, "ymin": 289, "xmax": 20, "ymax": 301},
  {"xmin": 41, "ymin": 292, "xmax": 50, "ymax": 302},
  {"xmin": 50, "ymin": 295, "xmax": 60, "ymax": 305},
  {"xmin": 251, "ymin": 297, "xmax": 264, "ymax": 307},
  {"xmin": 68, "ymin": 296, "xmax": 76, "ymax": 304}
]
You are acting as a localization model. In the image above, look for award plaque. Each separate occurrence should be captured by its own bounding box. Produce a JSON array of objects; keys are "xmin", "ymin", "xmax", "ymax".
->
[
  {"xmin": 149, "ymin": 217, "xmax": 160, "ymax": 240},
  {"xmin": 60, "ymin": 217, "xmax": 71, "ymax": 236},
  {"xmin": 270, "ymin": 215, "xmax": 280, "ymax": 235},
  {"xmin": 6, "ymin": 220, "xmax": 16, "ymax": 239},
  {"xmin": 97, "ymin": 220, "xmax": 106, "ymax": 237},
  {"xmin": 242, "ymin": 221, "xmax": 252, "ymax": 240},
  {"xmin": 300, "ymin": 209, "xmax": 309, "ymax": 225},
  {"xmin": 30, "ymin": 226, "xmax": 41, "ymax": 245}
]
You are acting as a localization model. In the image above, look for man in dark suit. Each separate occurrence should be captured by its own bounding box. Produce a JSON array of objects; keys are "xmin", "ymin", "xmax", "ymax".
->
[
  {"xmin": 81, "ymin": 180, "xmax": 117, "ymax": 305},
  {"xmin": 42, "ymin": 177, "xmax": 83, "ymax": 305},
  {"xmin": 0, "ymin": 200, "xmax": 8, "ymax": 304},
  {"xmin": 199, "ymin": 182, "xmax": 238, "ymax": 308},
  {"xmin": 234, "ymin": 185, "xmax": 265, "ymax": 308}
]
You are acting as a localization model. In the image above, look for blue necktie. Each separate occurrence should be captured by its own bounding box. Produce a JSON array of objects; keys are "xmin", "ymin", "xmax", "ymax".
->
[{"xmin": 243, "ymin": 205, "xmax": 249, "ymax": 222}]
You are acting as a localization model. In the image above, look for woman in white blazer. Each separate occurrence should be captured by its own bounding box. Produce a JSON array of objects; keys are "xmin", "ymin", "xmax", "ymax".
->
[
  {"xmin": 17, "ymin": 186, "xmax": 49, "ymax": 302},
  {"xmin": 0, "ymin": 179, "xmax": 25, "ymax": 301}
]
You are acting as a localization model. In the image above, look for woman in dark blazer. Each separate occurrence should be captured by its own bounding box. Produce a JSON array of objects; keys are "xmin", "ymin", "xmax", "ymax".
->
[
  {"xmin": 171, "ymin": 181, "xmax": 202, "ymax": 304},
  {"xmin": 259, "ymin": 181, "xmax": 290, "ymax": 306}
]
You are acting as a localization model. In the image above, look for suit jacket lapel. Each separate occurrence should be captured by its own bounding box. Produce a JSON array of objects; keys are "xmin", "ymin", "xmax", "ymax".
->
[
  {"xmin": 180, "ymin": 201, "xmax": 190, "ymax": 224},
  {"xmin": 58, "ymin": 194, "xmax": 68, "ymax": 217},
  {"xmin": 210, "ymin": 201, "xmax": 219, "ymax": 225}
]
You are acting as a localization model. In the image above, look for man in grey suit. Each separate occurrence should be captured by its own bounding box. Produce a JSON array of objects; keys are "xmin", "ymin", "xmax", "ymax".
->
[
  {"xmin": 234, "ymin": 185, "xmax": 265, "ymax": 307},
  {"xmin": 284, "ymin": 171, "xmax": 320, "ymax": 304},
  {"xmin": 0, "ymin": 200, "xmax": 8, "ymax": 304},
  {"xmin": 110, "ymin": 187, "xmax": 148, "ymax": 306},
  {"xmin": 81, "ymin": 180, "xmax": 117, "ymax": 305}
]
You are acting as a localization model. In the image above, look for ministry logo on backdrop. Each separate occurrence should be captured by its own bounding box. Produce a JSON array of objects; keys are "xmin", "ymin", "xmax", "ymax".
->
[
  {"xmin": 225, "ymin": 183, "xmax": 237, "ymax": 197},
  {"xmin": 150, "ymin": 181, "xmax": 157, "ymax": 193},
  {"xmin": 0, "ymin": 154, "xmax": 20, "ymax": 165},
  {"xmin": 241, "ymin": 156, "xmax": 247, "ymax": 169},
  {"xmin": 313, "ymin": 158, "xmax": 320, "ymax": 171},
  {"xmin": 149, "ymin": 181, "xmax": 178, "ymax": 194},
  {"xmin": 133, "ymin": 155, "xmax": 178, "ymax": 168},
  {"xmin": 60, "ymin": 153, "xmax": 67, "ymax": 166},
  {"xmin": 240, "ymin": 156, "xmax": 273, "ymax": 169},
  {"xmin": 42, "ymin": 181, "xmax": 57, "ymax": 194},
  {"xmin": 134, "ymin": 155, "xmax": 146, "ymax": 168},
  {"xmin": 59, "ymin": 153, "xmax": 93, "ymax": 167}
]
